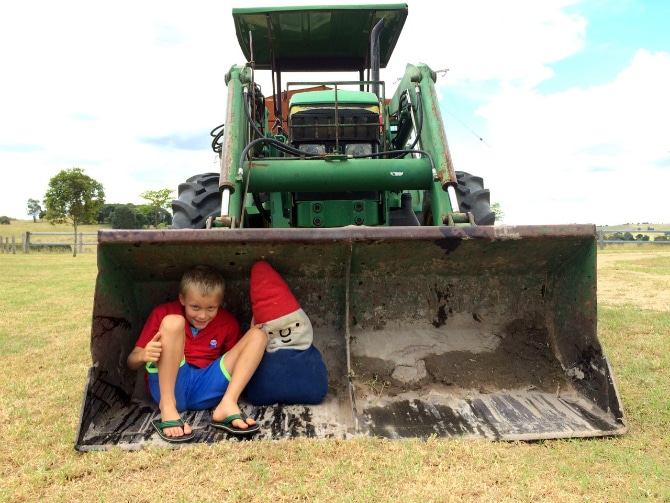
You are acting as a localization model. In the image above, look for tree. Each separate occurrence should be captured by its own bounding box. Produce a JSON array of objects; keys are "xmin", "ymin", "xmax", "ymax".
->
[
  {"xmin": 491, "ymin": 202, "xmax": 505, "ymax": 223},
  {"xmin": 140, "ymin": 188, "xmax": 174, "ymax": 228},
  {"xmin": 43, "ymin": 167, "xmax": 105, "ymax": 257},
  {"xmin": 27, "ymin": 198, "xmax": 42, "ymax": 222},
  {"xmin": 98, "ymin": 203, "xmax": 120, "ymax": 224},
  {"xmin": 110, "ymin": 205, "xmax": 140, "ymax": 229},
  {"xmin": 137, "ymin": 204, "xmax": 171, "ymax": 227}
]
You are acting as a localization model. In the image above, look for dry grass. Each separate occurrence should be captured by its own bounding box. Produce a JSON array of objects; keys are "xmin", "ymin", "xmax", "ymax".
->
[
  {"xmin": 1, "ymin": 246, "xmax": 669, "ymax": 502},
  {"xmin": 598, "ymin": 250, "xmax": 670, "ymax": 310}
]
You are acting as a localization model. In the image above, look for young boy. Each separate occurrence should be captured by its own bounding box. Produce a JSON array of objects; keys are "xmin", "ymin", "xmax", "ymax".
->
[{"xmin": 127, "ymin": 264, "xmax": 267, "ymax": 442}]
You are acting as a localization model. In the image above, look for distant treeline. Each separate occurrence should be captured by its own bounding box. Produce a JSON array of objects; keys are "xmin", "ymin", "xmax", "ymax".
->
[
  {"xmin": 602, "ymin": 231, "xmax": 669, "ymax": 242},
  {"xmin": 97, "ymin": 203, "xmax": 172, "ymax": 229}
]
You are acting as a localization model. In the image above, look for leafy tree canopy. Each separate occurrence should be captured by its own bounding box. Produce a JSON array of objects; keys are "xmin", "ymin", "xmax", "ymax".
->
[
  {"xmin": 491, "ymin": 202, "xmax": 504, "ymax": 223},
  {"xmin": 43, "ymin": 167, "xmax": 105, "ymax": 256},
  {"xmin": 27, "ymin": 198, "xmax": 42, "ymax": 222},
  {"xmin": 110, "ymin": 205, "xmax": 141, "ymax": 229},
  {"xmin": 140, "ymin": 188, "xmax": 174, "ymax": 228}
]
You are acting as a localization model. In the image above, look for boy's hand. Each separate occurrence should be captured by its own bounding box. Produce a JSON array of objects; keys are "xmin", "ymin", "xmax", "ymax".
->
[{"xmin": 143, "ymin": 332, "xmax": 162, "ymax": 363}]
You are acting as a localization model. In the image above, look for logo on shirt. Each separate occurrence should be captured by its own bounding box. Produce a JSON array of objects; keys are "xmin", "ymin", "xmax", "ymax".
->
[{"xmin": 209, "ymin": 339, "xmax": 218, "ymax": 348}]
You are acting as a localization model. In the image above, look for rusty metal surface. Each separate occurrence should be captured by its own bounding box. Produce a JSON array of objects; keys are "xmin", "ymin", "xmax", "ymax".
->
[{"xmin": 98, "ymin": 223, "xmax": 596, "ymax": 245}]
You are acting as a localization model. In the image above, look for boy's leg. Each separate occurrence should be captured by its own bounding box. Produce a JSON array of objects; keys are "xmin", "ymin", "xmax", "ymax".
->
[
  {"xmin": 212, "ymin": 326, "xmax": 267, "ymax": 429},
  {"xmin": 154, "ymin": 314, "xmax": 192, "ymax": 438}
]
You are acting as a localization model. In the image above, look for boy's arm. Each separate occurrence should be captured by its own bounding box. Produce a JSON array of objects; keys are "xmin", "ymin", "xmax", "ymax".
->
[
  {"xmin": 127, "ymin": 346, "xmax": 146, "ymax": 371},
  {"xmin": 127, "ymin": 332, "xmax": 162, "ymax": 371},
  {"xmin": 128, "ymin": 302, "xmax": 171, "ymax": 371}
]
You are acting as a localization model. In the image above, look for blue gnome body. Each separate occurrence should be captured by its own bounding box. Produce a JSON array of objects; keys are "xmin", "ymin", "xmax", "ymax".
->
[{"xmin": 245, "ymin": 261, "xmax": 328, "ymax": 406}]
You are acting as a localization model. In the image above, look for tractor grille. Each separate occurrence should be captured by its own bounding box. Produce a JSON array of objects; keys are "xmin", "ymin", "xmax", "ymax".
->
[{"xmin": 290, "ymin": 108, "xmax": 380, "ymax": 146}]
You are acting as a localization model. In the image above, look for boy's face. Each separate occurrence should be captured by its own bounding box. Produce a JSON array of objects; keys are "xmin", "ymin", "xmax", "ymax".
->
[{"xmin": 179, "ymin": 289, "xmax": 222, "ymax": 330}]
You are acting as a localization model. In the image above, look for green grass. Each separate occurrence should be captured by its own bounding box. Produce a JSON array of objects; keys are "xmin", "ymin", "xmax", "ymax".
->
[{"xmin": 1, "ymin": 249, "xmax": 669, "ymax": 502}]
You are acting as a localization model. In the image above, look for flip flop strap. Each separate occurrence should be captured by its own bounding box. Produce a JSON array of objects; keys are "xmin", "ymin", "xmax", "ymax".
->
[
  {"xmin": 223, "ymin": 414, "xmax": 243, "ymax": 425},
  {"xmin": 156, "ymin": 419, "xmax": 185, "ymax": 429}
]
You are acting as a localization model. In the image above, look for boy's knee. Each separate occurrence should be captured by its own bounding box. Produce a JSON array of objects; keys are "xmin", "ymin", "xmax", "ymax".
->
[
  {"xmin": 250, "ymin": 326, "xmax": 268, "ymax": 346},
  {"xmin": 160, "ymin": 314, "xmax": 186, "ymax": 337}
]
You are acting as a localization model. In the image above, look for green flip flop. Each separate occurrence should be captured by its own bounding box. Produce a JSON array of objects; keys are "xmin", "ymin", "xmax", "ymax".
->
[
  {"xmin": 211, "ymin": 412, "xmax": 260, "ymax": 436},
  {"xmin": 151, "ymin": 418, "xmax": 196, "ymax": 443}
]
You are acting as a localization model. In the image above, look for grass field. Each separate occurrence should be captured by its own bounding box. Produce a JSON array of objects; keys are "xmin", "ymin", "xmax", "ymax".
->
[{"xmin": 1, "ymin": 231, "xmax": 669, "ymax": 501}]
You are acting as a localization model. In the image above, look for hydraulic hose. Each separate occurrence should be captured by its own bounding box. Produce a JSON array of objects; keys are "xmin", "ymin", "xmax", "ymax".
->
[{"xmin": 392, "ymin": 88, "xmax": 423, "ymax": 157}]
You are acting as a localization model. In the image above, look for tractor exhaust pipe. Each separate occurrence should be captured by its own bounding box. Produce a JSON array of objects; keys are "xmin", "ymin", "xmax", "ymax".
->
[{"xmin": 370, "ymin": 17, "xmax": 385, "ymax": 98}]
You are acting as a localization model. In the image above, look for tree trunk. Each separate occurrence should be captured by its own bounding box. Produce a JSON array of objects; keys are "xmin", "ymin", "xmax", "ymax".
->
[{"xmin": 72, "ymin": 222, "xmax": 78, "ymax": 257}]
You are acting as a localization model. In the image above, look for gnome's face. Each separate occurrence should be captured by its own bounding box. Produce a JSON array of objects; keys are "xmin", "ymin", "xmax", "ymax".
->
[{"xmin": 263, "ymin": 308, "xmax": 313, "ymax": 353}]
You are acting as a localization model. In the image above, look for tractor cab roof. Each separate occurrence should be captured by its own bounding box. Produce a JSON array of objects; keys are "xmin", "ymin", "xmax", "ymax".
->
[{"xmin": 232, "ymin": 4, "xmax": 408, "ymax": 73}]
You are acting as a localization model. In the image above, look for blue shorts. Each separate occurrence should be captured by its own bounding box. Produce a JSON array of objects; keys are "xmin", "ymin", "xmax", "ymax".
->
[{"xmin": 146, "ymin": 355, "xmax": 231, "ymax": 411}]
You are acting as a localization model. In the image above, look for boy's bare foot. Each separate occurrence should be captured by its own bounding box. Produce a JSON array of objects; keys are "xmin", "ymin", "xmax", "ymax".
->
[
  {"xmin": 152, "ymin": 418, "xmax": 195, "ymax": 443},
  {"xmin": 158, "ymin": 402, "xmax": 193, "ymax": 438},
  {"xmin": 159, "ymin": 418, "xmax": 192, "ymax": 438},
  {"xmin": 212, "ymin": 398, "xmax": 256, "ymax": 430}
]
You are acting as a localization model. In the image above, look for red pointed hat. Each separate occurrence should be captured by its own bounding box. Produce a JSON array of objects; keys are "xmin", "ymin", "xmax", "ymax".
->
[{"xmin": 250, "ymin": 261, "xmax": 301, "ymax": 323}]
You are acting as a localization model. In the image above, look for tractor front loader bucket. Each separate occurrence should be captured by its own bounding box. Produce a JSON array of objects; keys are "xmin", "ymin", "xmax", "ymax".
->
[{"xmin": 76, "ymin": 224, "xmax": 626, "ymax": 450}]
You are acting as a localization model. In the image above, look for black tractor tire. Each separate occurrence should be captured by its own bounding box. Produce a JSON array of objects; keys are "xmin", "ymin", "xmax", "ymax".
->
[
  {"xmin": 454, "ymin": 171, "xmax": 495, "ymax": 226},
  {"xmin": 171, "ymin": 173, "xmax": 221, "ymax": 229},
  {"xmin": 421, "ymin": 171, "xmax": 495, "ymax": 226}
]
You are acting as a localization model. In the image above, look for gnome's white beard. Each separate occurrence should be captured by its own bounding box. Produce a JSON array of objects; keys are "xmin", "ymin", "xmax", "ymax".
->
[{"xmin": 262, "ymin": 308, "xmax": 314, "ymax": 352}]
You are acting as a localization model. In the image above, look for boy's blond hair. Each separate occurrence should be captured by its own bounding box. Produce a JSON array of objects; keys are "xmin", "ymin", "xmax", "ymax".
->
[{"xmin": 179, "ymin": 265, "xmax": 225, "ymax": 299}]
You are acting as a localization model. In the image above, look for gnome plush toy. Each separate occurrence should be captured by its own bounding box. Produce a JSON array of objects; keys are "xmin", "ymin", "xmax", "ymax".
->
[{"xmin": 245, "ymin": 261, "xmax": 328, "ymax": 406}]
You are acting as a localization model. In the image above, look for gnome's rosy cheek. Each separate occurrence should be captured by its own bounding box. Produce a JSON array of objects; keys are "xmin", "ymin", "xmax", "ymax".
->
[
  {"xmin": 270, "ymin": 322, "xmax": 301, "ymax": 345},
  {"xmin": 281, "ymin": 322, "xmax": 303, "ymax": 343}
]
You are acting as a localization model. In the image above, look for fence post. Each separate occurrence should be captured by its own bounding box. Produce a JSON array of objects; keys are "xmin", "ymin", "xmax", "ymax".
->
[
  {"xmin": 24, "ymin": 231, "xmax": 30, "ymax": 253},
  {"xmin": 598, "ymin": 230, "xmax": 604, "ymax": 250},
  {"xmin": 11, "ymin": 235, "xmax": 16, "ymax": 254},
  {"xmin": 78, "ymin": 232, "xmax": 83, "ymax": 253}
]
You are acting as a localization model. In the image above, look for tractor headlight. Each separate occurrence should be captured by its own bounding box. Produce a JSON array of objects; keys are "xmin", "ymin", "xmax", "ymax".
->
[
  {"xmin": 345, "ymin": 144, "xmax": 372, "ymax": 156},
  {"xmin": 298, "ymin": 144, "xmax": 326, "ymax": 155}
]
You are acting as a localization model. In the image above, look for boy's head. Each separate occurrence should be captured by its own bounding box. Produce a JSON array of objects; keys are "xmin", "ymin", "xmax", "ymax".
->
[
  {"xmin": 178, "ymin": 265, "xmax": 225, "ymax": 330},
  {"xmin": 179, "ymin": 265, "xmax": 225, "ymax": 298}
]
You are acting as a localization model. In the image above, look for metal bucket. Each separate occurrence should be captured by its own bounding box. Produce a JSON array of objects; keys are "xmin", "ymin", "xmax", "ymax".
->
[{"xmin": 75, "ymin": 224, "xmax": 626, "ymax": 450}]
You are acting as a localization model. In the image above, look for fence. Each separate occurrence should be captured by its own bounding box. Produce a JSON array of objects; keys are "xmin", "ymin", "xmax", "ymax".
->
[
  {"xmin": 598, "ymin": 229, "xmax": 670, "ymax": 249},
  {"xmin": 0, "ymin": 232, "xmax": 99, "ymax": 254},
  {"xmin": 1, "ymin": 235, "xmax": 19, "ymax": 254}
]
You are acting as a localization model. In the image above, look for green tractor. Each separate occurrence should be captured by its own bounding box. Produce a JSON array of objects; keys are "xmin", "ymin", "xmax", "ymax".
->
[{"xmin": 76, "ymin": 4, "xmax": 626, "ymax": 450}]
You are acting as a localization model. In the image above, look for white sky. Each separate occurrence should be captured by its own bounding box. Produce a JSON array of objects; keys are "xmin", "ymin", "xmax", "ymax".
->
[{"xmin": 1, "ymin": 0, "xmax": 668, "ymax": 225}]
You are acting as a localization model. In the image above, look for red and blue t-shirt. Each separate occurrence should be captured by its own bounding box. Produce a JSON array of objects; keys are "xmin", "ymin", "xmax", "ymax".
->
[{"xmin": 136, "ymin": 300, "xmax": 242, "ymax": 368}]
